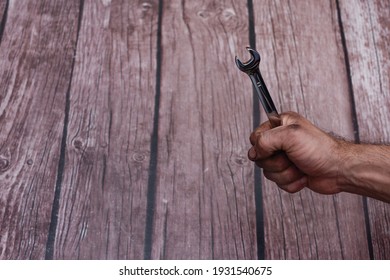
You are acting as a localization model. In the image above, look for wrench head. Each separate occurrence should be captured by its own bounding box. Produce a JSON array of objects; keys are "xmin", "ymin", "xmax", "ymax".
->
[{"xmin": 235, "ymin": 47, "xmax": 261, "ymax": 74}]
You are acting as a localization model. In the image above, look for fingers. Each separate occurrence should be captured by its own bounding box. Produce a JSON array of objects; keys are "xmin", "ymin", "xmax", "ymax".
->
[
  {"xmin": 264, "ymin": 167, "xmax": 307, "ymax": 193},
  {"xmin": 278, "ymin": 176, "xmax": 307, "ymax": 193},
  {"xmin": 249, "ymin": 148, "xmax": 306, "ymax": 193},
  {"xmin": 250, "ymin": 121, "xmax": 272, "ymax": 146},
  {"xmin": 248, "ymin": 112, "xmax": 309, "ymax": 194},
  {"xmin": 249, "ymin": 124, "xmax": 299, "ymax": 160},
  {"xmin": 248, "ymin": 146, "xmax": 258, "ymax": 161},
  {"xmin": 263, "ymin": 164, "xmax": 304, "ymax": 186},
  {"xmin": 254, "ymin": 152, "xmax": 291, "ymax": 172},
  {"xmin": 250, "ymin": 111, "xmax": 303, "ymax": 146}
]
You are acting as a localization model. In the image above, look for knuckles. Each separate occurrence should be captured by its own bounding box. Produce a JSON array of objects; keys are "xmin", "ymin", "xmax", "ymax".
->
[{"xmin": 286, "ymin": 123, "xmax": 302, "ymax": 130}]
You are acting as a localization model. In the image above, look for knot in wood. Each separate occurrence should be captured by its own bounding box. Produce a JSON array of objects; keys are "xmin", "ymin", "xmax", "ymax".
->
[
  {"xmin": 197, "ymin": 10, "xmax": 209, "ymax": 19},
  {"xmin": 0, "ymin": 157, "xmax": 10, "ymax": 171},
  {"xmin": 141, "ymin": 2, "xmax": 152, "ymax": 12},
  {"xmin": 26, "ymin": 159, "xmax": 34, "ymax": 165},
  {"xmin": 73, "ymin": 139, "xmax": 84, "ymax": 150},
  {"xmin": 132, "ymin": 152, "xmax": 146, "ymax": 162},
  {"xmin": 233, "ymin": 155, "xmax": 246, "ymax": 165},
  {"xmin": 222, "ymin": 8, "xmax": 236, "ymax": 20}
]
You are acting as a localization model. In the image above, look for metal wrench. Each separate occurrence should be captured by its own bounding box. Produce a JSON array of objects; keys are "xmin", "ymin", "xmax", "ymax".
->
[{"xmin": 235, "ymin": 47, "xmax": 281, "ymax": 128}]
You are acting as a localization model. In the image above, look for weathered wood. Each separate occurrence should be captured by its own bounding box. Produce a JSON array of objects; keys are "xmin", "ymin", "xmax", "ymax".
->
[
  {"xmin": 0, "ymin": 0, "xmax": 79, "ymax": 259},
  {"xmin": 253, "ymin": 0, "xmax": 369, "ymax": 259},
  {"xmin": 0, "ymin": 0, "xmax": 388, "ymax": 261},
  {"xmin": 150, "ymin": 0, "xmax": 257, "ymax": 259},
  {"xmin": 51, "ymin": 0, "xmax": 159, "ymax": 259},
  {"xmin": 339, "ymin": 0, "xmax": 390, "ymax": 259},
  {"xmin": 0, "ymin": 0, "xmax": 7, "ymax": 34}
]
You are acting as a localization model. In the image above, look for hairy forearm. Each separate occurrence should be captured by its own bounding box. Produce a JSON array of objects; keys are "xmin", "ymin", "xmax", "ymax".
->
[{"xmin": 340, "ymin": 143, "xmax": 390, "ymax": 203}]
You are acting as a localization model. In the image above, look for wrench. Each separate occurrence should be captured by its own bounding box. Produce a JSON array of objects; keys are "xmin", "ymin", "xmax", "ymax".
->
[{"xmin": 235, "ymin": 47, "xmax": 281, "ymax": 128}]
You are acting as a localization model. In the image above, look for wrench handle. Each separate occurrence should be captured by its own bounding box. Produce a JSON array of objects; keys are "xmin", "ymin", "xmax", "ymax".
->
[
  {"xmin": 249, "ymin": 70, "xmax": 281, "ymax": 128},
  {"xmin": 267, "ymin": 111, "xmax": 282, "ymax": 128}
]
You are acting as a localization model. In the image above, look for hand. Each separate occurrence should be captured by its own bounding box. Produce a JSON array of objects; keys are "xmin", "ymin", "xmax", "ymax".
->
[{"xmin": 248, "ymin": 111, "xmax": 346, "ymax": 195}]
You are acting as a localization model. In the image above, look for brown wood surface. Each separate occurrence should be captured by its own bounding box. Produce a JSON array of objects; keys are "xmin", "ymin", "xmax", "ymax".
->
[
  {"xmin": 253, "ymin": 0, "xmax": 369, "ymax": 259},
  {"xmin": 0, "ymin": 0, "xmax": 6, "ymax": 30},
  {"xmin": 150, "ymin": 0, "xmax": 257, "ymax": 259},
  {"xmin": 0, "ymin": 0, "xmax": 389, "ymax": 260},
  {"xmin": 50, "ymin": 0, "xmax": 159, "ymax": 259},
  {"xmin": 339, "ymin": 0, "xmax": 390, "ymax": 259},
  {"xmin": 0, "ymin": 0, "xmax": 79, "ymax": 259}
]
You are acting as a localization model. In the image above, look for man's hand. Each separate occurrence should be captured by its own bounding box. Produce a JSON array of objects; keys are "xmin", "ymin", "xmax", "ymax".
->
[
  {"xmin": 248, "ymin": 111, "xmax": 390, "ymax": 203},
  {"xmin": 248, "ymin": 111, "xmax": 347, "ymax": 195}
]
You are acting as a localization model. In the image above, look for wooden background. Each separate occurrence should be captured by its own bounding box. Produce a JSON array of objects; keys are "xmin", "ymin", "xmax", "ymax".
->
[{"xmin": 0, "ymin": 0, "xmax": 389, "ymax": 259}]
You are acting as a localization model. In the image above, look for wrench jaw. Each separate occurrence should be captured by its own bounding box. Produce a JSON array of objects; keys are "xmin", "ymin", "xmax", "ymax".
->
[
  {"xmin": 235, "ymin": 47, "xmax": 261, "ymax": 74},
  {"xmin": 235, "ymin": 47, "xmax": 281, "ymax": 128}
]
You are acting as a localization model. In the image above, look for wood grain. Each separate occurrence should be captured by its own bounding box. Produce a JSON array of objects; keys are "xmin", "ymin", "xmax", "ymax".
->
[
  {"xmin": 150, "ymin": 0, "xmax": 257, "ymax": 259},
  {"xmin": 0, "ymin": 0, "xmax": 7, "ymax": 35},
  {"xmin": 339, "ymin": 0, "xmax": 390, "ymax": 259},
  {"xmin": 253, "ymin": 0, "xmax": 369, "ymax": 259},
  {"xmin": 0, "ymin": 0, "xmax": 79, "ymax": 259},
  {"xmin": 0, "ymin": 0, "xmax": 388, "ymax": 260},
  {"xmin": 51, "ymin": 0, "xmax": 159, "ymax": 259}
]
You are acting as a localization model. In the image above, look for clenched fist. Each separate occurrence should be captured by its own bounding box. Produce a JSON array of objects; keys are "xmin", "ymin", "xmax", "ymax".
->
[{"xmin": 248, "ymin": 111, "xmax": 390, "ymax": 203}]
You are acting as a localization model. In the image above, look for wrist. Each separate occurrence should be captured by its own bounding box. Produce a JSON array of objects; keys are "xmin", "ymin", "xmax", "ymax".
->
[
  {"xmin": 337, "ymin": 141, "xmax": 361, "ymax": 191},
  {"xmin": 335, "ymin": 140, "xmax": 357, "ymax": 191},
  {"xmin": 337, "ymin": 142, "xmax": 390, "ymax": 202}
]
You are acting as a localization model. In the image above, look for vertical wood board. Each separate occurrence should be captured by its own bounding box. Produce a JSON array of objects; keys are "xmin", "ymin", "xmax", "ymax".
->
[
  {"xmin": 52, "ymin": 0, "xmax": 159, "ymax": 259},
  {"xmin": 339, "ymin": 0, "xmax": 390, "ymax": 259},
  {"xmin": 0, "ymin": 0, "xmax": 79, "ymax": 259},
  {"xmin": 253, "ymin": 0, "xmax": 369, "ymax": 259},
  {"xmin": 151, "ymin": 0, "xmax": 257, "ymax": 259},
  {"xmin": 0, "ymin": 0, "xmax": 7, "ymax": 29}
]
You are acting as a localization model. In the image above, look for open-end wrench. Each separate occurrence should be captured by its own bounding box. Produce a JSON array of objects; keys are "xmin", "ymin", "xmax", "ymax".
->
[{"xmin": 235, "ymin": 47, "xmax": 281, "ymax": 128}]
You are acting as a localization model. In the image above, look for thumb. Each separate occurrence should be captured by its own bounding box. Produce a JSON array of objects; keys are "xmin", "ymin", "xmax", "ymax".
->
[{"xmin": 253, "ymin": 124, "xmax": 300, "ymax": 160}]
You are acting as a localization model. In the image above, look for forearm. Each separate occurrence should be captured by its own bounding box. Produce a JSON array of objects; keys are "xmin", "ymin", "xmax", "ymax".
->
[{"xmin": 340, "ymin": 143, "xmax": 390, "ymax": 203}]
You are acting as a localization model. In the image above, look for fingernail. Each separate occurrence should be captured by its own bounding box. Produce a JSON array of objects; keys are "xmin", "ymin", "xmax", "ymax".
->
[{"xmin": 248, "ymin": 147, "xmax": 257, "ymax": 160}]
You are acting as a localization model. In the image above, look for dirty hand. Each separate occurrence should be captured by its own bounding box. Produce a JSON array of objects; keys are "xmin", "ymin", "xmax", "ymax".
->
[{"xmin": 248, "ymin": 111, "xmax": 346, "ymax": 195}]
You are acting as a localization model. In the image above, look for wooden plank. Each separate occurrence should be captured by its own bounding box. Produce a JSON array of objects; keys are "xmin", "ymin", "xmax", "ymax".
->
[
  {"xmin": 51, "ymin": 0, "xmax": 159, "ymax": 259},
  {"xmin": 253, "ymin": 0, "xmax": 369, "ymax": 259},
  {"xmin": 0, "ymin": 0, "xmax": 79, "ymax": 259},
  {"xmin": 150, "ymin": 0, "xmax": 257, "ymax": 259},
  {"xmin": 0, "ymin": 0, "xmax": 7, "ymax": 35},
  {"xmin": 339, "ymin": 0, "xmax": 390, "ymax": 259}
]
